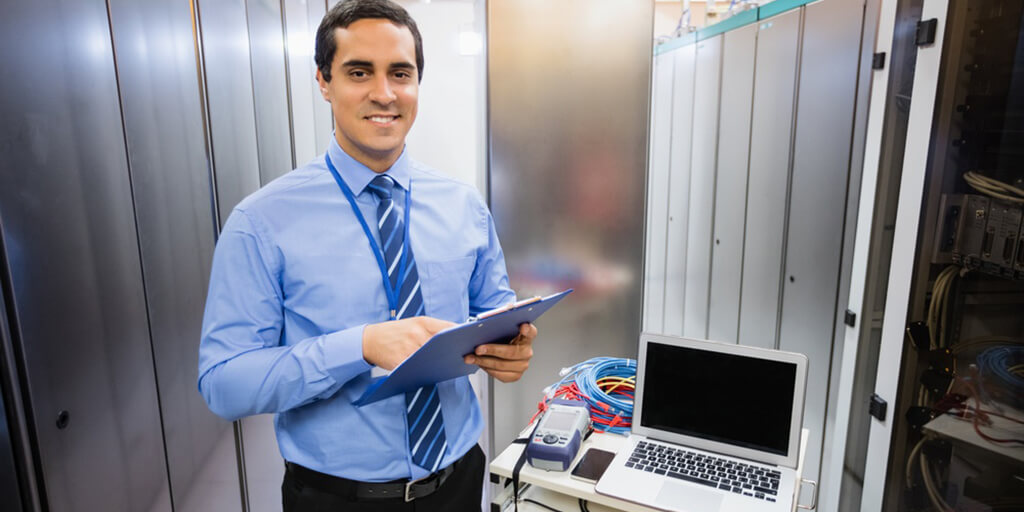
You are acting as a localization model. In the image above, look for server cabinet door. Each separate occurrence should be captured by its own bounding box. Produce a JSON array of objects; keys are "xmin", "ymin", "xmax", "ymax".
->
[
  {"xmin": 644, "ymin": 52, "xmax": 677, "ymax": 333},
  {"xmin": 707, "ymin": 24, "xmax": 756, "ymax": 344},
  {"xmin": 196, "ymin": 0, "xmax": 262, "ymax": 222},
  {"xmin": 778, "ymin": 0, "xmax": 867, "ymax": 487},
  {"xmin": 105, "ymin": 0, "xmax": 243, "ymax": 510},
  {"xmin": 248, "ymin": 0, "xmax": 296, "ymax": 183},
  {"xmin": 684, "ymin": 35, "xmax": 723, "ymax": 340},
  {"xmin": 663, "ymin": 43, "xmax": 697, "ymax": 337},
  {"xmin": 861, "ymin": 0, "xmax": 950, "ymax": 510},
  {"xmin": 825, "ymin": 0, "xmax": 903, "ymax": 506},
  {"xmin": 0, "ymin": 1, "xmax": 171, "ymax": 510},
  {"xmin": 738, "ymin": 8, "xmax": 803, "ymax": 350}
]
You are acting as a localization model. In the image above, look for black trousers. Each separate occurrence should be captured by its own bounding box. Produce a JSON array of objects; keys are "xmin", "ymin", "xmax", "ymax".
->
[{"xmin": 282, "ymin": 445, "xmax": 485, "ymax": 511}]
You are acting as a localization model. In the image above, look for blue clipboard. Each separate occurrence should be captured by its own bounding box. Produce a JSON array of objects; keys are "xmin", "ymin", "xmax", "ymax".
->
[{"xmin": 354, "ymin": 289, "xmax": 573, "ymax": 406}]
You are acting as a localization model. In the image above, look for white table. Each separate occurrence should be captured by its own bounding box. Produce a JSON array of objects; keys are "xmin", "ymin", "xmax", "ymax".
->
[{"xmin": 489, "ymin": 427, "xmax": 811, "ymax": 512}]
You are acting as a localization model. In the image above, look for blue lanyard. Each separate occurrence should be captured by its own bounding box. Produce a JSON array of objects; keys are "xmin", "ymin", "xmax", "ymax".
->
[{"xmin": 324, "ymin": 153, "xmax": 411, "ymax": 320}]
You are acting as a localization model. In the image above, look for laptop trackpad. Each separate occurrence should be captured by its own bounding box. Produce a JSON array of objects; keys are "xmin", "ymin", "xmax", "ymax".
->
[{"xmin": 656, "ymin": 481, "xmax": 724, "ymax": 511}]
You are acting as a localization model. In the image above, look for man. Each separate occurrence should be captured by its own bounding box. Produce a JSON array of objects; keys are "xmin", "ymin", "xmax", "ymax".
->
[{"xmin": 197, "ymin": 1, "xmax": 535, "ymax": 509}]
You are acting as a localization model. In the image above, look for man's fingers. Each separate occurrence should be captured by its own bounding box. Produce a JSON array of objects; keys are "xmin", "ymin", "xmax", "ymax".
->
[
  {"xmin": 484, "ymin": 369, "xmax": 524, "ymax": 383},
  {"xmin": 474, "ymin": 341, "xmax": 533, "ymax": 360},
  {"xmin": 465, "ymin": 354, "xmax": 530, "ymax": 373},
  {"xmin": 511, "ymin": 323, "xmax": 537, "ymax": 345},
  {"xmin": 520, "ymin": 323, "xmax": 537, "ymax": 338}
]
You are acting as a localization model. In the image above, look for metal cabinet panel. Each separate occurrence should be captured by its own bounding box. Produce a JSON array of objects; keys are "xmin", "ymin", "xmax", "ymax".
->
[
  {"xmin": 708, "ymin": 24, "xmax": 756, "ymax": 344},
  {"xmin": 663, "ymin": 44, "xmax": 697, "ymax": 337},
  {"xmin": 284, "ymin": 0, "xmax": 330, "ymax": 164},
  {"xmin": 0, "ymin": 261, "xmax": 38, "ymax": 510},
  {"xmin": 644, "ymin": 53, "xmax": 676, "ymax": 333},
  {"xmin": 488, "ymin": 0, "xmax": 650, "ymax": 450},
  {"xmin": 823, "ymin": 0, "xmax": 889, "ymax": 505},
  {"xmin": 684, "ymin": 36, "xmax": 722, "ymax": 340},
  {"xmin": 308, "ymin": 0, "xmax": 332, "ymax": 156},
  {"xmin": 738, "ymin": 9, "xmax": 802, "ymax": 350},
  {"xmin": 240, "ymin": 4, "xmax": 298, "ymax": 509},
  {"xmin": 197, "ymin": 0, "xmax": 262, "ymax": 222},
  {"xmin": 0, "ymin": 1, "xmax": 171, "ymax": 510},
  {"xmin": 0, "ymin": 317, "xmax": 23, "ymax": 511},
  {"xmin": 105, "ymin": 1, "xmax": 242, "ymax": 510},
  {"xmin": 777, "ymin": 0, "xmax": 866, "ymax": 485},
  {"xmin": 247, "ymin": 0, "xmax": 296, "ymax": 183},
  {"xmin": 0, "ymin": 420, "xmax": 19, "ymax": 512}
]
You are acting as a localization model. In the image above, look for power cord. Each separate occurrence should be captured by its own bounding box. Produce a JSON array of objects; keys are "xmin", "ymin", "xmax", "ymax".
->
[{"xmin": 521, "ymin": 498, "xmax": 562, "ymax": 512}]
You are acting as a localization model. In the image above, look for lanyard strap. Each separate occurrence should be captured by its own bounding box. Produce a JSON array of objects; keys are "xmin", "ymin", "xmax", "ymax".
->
[{"xmin": 324, "ymin": 153, "xmax": 412, "ymax": 320}]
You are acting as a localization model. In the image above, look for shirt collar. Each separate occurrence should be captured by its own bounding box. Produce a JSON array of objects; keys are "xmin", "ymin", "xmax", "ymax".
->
[{"xmin": 326, "ymin": 135, "xmax": 411, "ymax": 196}]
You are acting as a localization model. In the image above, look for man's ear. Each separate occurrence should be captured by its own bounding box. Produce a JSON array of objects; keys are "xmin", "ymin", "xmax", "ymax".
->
[{"xmin": 316, "ymin": 69, "xmax": 331, "ymax": 102}]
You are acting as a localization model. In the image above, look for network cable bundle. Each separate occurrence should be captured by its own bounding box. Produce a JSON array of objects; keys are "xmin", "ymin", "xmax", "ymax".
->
[
  {"xmin": 902, "ymin": 265, "xmax": 1024, "ymax": 511},
  {"xmin": 530, "ymin": 357, "xmax": 637, "ymax": 436},
  {"xmin": 977, "ymin": 345, "xmax": 1024, "ymax": 411}
]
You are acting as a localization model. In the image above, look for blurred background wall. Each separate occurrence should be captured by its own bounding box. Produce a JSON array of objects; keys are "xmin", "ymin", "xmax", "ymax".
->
[{"xmin": 487, "ymin": 0, "xmax": 652, "ymax": 450}]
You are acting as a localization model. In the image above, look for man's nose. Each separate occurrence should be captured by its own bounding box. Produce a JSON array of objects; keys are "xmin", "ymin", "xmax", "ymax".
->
[{"xmin": 368, "ymin": 76, "xmax": 397, "ymax": 105}]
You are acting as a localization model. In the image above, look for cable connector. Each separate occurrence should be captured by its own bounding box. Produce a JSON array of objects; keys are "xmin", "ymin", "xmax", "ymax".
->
[{"xmin": 608, "ymin": 414, "xmax": 623, "ymax": 429}]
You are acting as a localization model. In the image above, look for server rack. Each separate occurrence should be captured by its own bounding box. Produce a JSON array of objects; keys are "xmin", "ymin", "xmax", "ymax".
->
[
  {"xmin": 645, "ymin": 0, "xmax": 876, "ymax": 494},
  {"xmin": 849, "ymin": 0, "xmax": 1024, "ymax": 510}
]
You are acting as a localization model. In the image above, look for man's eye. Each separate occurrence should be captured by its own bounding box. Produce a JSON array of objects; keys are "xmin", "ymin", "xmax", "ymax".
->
[
  {"xmin": 394, "ymin": 71, "xmax": 411, "ymax": 79},
  {"xmin": 350, "ymin": 70, "xmax": 368, "ymax": 78}
]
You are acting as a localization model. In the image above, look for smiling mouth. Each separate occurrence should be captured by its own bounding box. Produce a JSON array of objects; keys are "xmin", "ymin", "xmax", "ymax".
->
[{"xmin": 366, "ymin": 115, "xmax": 399, "ymax": 126}]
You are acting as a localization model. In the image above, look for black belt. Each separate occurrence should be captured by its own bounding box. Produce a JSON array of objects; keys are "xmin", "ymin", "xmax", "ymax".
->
[{"xmin": 286, "ymin": 459, "xmax": 458, "ymax": 502}]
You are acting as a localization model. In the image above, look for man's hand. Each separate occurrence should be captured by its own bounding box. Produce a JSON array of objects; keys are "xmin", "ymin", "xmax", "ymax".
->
[
  {"xmin": 362, "ymin": 317, "xmax": 455, "ymax": 370},
  {"xmin": 464, "ymin": 323, "xmax": 537, "ymax": 383}
]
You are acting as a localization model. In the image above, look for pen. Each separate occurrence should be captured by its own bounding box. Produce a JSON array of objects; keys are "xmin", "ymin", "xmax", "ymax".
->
[{"xmin": 475, "ymin": 296, "xmax": 543, "ymax": 320}]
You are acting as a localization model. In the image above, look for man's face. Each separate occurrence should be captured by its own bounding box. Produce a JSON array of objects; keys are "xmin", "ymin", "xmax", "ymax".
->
[{"xmin": 317, "ymin": 18, "xmax": 418, "ymax": 171}]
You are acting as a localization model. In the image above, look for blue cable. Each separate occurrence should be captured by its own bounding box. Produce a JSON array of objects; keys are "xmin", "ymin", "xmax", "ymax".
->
[
  {"xmin": 544, "ymin": 357, "xmax": 637, "ymax": 435},
  {"xmin": 977, "ymin": 346, "xmax": 1024, "ymax": 409}
]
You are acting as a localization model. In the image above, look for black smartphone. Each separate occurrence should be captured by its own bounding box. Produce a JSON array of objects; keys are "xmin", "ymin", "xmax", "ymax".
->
[{"xmin": 570, "ymin": 448, "xmax": 616, "ymax": 483}]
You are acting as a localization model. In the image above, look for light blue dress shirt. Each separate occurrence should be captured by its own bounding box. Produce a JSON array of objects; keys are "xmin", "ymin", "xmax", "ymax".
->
[{"xmin": 198, "ymin": 138, "xmax": 515, "ymax": 481}]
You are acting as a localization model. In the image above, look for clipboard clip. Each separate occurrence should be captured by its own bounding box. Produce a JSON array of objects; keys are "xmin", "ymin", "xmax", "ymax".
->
[{"xmin": 473, "ymin": 296, "xmax": 543, "ymax": 321}]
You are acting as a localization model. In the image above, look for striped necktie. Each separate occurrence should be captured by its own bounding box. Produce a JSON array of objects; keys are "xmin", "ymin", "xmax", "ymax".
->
[{"xmin": 366, "ymin": 175, "xmax": 448, "ymax": 472}]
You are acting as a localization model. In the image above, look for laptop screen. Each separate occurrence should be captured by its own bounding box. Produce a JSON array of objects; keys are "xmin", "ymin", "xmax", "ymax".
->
[{"xmin": 640, "ymin": 341, "xmax": 797, "ymax": 456}]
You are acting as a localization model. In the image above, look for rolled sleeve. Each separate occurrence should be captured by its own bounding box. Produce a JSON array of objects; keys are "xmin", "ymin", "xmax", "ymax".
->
[{"xmin": 468, "ymin": 193, "xmax": 516, "ymax": 314}]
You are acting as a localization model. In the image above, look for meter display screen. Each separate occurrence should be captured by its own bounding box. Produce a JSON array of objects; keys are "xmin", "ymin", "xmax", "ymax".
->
[{"xmin": 543, "ymin": 410, "xmax": 577, "ymax": 432}]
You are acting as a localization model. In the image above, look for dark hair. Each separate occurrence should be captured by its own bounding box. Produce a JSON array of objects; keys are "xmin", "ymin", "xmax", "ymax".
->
[{"xmin": 315, "ymin": 0, "xmax": 424, "ymax": 83}]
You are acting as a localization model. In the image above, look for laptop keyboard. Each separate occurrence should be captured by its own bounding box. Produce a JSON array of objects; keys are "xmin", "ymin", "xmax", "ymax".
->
[{"xmin": 626, "ymin": 441, "xmax": 782, "ymax": 503}]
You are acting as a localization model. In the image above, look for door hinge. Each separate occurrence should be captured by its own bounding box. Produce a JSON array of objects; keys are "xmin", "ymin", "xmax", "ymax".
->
[
  {"xmin": 844, "ymin": 309, "xmax": 857, "ymax": 327},
  {"xmin": 872, "ymin": 52, "xmax": 886, "ymax": 69},
  {"xmin": 916, "ymin": 18, "xmax": 938, "ymax": 46},
  {"xmin": 869, "ymin": 394, "xmax": 887, "ymax": 421}
]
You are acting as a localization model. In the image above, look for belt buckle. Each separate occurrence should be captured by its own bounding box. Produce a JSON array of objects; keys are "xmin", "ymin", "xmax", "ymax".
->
[{"xmin": 404, "ymin": 475, "xmax": 428, "ymax": 502}]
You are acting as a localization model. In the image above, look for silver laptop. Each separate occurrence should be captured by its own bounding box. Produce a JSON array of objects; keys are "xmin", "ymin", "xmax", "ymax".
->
[{"xmin": 595, "ymin": 333, "xmax": 808, "ymax": 512}]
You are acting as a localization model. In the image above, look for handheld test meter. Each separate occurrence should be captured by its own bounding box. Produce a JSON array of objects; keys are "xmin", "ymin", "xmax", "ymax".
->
[{"xmin": 525, "ymin": 399, "xmax": 591, "ymax": 471}]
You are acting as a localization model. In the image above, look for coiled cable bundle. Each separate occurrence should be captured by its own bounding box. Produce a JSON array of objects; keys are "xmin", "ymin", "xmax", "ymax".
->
[
  {"xmin": 977, "ymin": 345, "xmax": 1024, "ymax": 409},
  {"xmin": 531, "ymin": 357, "xmax": 637, "ymax": 435}
]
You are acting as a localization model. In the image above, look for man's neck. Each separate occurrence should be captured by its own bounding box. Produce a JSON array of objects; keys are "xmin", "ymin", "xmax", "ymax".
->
[{"xmin": 336, "ymin": 135, "xmax": 402, "ymax": 174}]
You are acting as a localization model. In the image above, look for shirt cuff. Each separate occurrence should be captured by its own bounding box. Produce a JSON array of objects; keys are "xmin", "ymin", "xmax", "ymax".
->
[{"xmin": 319, "ymin": 324, "xmax": 373, "ymax": 383}]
